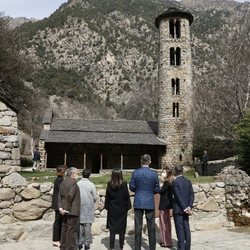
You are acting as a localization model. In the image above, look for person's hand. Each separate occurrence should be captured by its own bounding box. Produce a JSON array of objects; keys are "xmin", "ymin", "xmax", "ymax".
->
[
  {"xmin": 59, "ymin": 208, "xmax": 65, "ymax": 215},
  {"xmin": 184, "ymin": 207, "xmax": 193, "ymax": 215},
  {"xmin": 169, "ymin": 209, "xmax": 173, "ymax": 217}
]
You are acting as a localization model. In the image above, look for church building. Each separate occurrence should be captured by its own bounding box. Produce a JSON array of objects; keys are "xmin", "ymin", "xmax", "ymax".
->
[{"xmin": 39, "ymin": 7, "xmax": 194, "ymax": 172}]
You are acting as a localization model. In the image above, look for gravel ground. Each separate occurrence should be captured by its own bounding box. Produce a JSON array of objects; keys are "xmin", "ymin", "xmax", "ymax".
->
[{"xmin": 0, "ymin": 219, "xmax": 249, "ymax": 250}]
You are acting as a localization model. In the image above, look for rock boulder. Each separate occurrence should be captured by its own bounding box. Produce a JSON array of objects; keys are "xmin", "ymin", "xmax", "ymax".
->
[
  {"xmin": 12, "ymin": 199, "xmax": 51, "ymax": 221},
  {"xmin": 2, "ymin": 173, "xmax": 27, "ymax": 188},
  {"xmin": 0, "ymin": 188, "xmax": 15, "ymax": 201},
  {"xmin": 21, "ymin": 187, "xmax": 41, "ymax": 200}
]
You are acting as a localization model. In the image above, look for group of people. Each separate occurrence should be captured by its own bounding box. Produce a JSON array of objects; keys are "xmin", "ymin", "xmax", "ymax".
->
[
  {"xmin": 51, "ymin": 153, "xmax": 194, "ymax": 250},
  {"xmin": 129, "ymin": 154, "xmax": 194, "ymax": 250},
  {"xmin": 51, "ymin": 166, "xmax": 97, "ymax": 250}
]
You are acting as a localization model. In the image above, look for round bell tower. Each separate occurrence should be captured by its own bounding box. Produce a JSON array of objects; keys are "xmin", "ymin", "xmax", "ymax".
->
[{"xmin": 155, "ymin": 7, "xmax": 194, "ymax": 167}]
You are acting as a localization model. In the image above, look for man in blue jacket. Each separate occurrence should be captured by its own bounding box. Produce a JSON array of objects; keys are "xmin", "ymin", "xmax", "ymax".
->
[
  {"xmin": 172, "ymin": 165, "xmax": 194, "ymax": 250},
  {"xmin": 129, "ymin": 154, "xmax": 160, "ymax": 250}
]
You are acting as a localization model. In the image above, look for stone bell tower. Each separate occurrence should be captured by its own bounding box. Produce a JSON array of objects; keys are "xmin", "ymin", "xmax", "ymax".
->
[{"xmin": 155, "ymin": 8, "xmax": 194, "ymax": 167}]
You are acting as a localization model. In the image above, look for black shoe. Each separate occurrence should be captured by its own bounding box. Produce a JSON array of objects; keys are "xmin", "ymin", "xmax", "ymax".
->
[
  {"xmin": 84, "ymin": 244, "xmax": 90, "ymax": 250},
  {"xmin": 78, "ymin": 244, "xmax": 83, "ymax": 250}
]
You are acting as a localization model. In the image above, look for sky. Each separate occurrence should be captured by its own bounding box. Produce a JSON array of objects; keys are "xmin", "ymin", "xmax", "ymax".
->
[
  {"xmin": 0, "ymin": 0, "xmax": 249, "ymax": 19},
  {"xmin": 0, "ymin": 0, "xmax": 67, "ymax": 19}
]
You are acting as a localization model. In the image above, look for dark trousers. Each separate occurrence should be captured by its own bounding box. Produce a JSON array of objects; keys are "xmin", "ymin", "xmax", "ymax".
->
[
  {"xmin": 60, "ymin": 214, "xmax": 79, "ymax": 250},
  {"xmin": 202, "ymin": 163, "xmax": 208, "ymax": 176},
  {"xmin": 53, "ymin": 209, "xmax": 62, "ymax": 242},
  {"xmin": 134, "ymin": 208, "xmax": 156, "ymax": 250},
  {"xmin": 173, "ymin": 214, "xmax": 191, "ymax": 250},
  {"xmin": 110, "ymin": 231, "xmax": 125, "ymax": 249}
]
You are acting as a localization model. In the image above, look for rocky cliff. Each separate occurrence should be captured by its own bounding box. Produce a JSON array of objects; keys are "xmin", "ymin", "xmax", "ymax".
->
[{"xmin": 4, "ymin": 0, "xmax": 250, "ymax": 137}]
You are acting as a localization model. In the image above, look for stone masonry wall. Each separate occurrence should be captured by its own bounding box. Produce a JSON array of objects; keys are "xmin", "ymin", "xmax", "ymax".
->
[
  {"xmin": 191, "ymin": 182, "xmax": 231, "ymax": 230},
  {"xmin": 0, "ymin": 101, "xmax": 20, "ymax": 167},
  {"xmin": 1, "ymin": 166, "xmax": 248, "ymax": 229},
  {"xmin": 195, "ymin": 157, "xmax": 237, "ymax": 176},
  {"xmin": 157, "ymin": 17, "xmax": 193, "ymax": 166},
  {"xmin": 216, "ymin": 166, "xmax": 250, "ymax": 226},
  {"xmin": 0, "ymin": 172, "xmax": 52, "ymax": 224}
]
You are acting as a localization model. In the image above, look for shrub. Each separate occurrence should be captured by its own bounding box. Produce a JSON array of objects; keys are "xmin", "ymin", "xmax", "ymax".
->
[{"xmin": 21, "ymin": 156, "xmax": 33, "ymax": 167}]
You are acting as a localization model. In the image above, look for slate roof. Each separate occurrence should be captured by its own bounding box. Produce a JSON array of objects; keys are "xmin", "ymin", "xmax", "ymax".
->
[
  {"xmin": 42, "ymin": 109, "xmax": 53, "ymax": 124},
  {"xmin": 41, "ymin": 119, "xmax": 165, "ymax": 146},
  {"xmin": 155, "ymin": 7, "xmax": 194, "ymax": 28},
  {"xmin": 0, "ymin": 96, "xmax": 18, "ymax": 113}
]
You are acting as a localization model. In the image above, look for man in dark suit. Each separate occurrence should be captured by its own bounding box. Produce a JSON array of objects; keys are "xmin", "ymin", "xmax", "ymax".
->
[
  {"xmin": 172, "ymin": 165, "xmax": 194, "ymax": 250},
  {"xmin": 202, "ymin": 150, "xmax": 208, "ymax": 176},
  {"xmin": 129, "ymin": 154, "xmax": 160, "ymax": 250},
  {"xmin": 52, "ymin": 165, "xmax": 67, "ymax": 247},
  {"xmin": 59, "ymin": 167, "xmax": 80, "ymax": 250}
]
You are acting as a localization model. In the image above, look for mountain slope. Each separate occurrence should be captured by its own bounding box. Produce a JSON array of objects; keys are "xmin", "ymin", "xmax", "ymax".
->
[{"xmin": 12, "ymin": 0, "xmax": 250, "ymax": 130}]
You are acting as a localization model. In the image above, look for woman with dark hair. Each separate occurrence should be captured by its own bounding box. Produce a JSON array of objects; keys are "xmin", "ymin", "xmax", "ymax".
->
[
  {"xmin": 105, "ymin": 168, "xmax": 131, "ymax": 250},
  {"xmin": 158, "ymin": 167, "xmax": 175, "ymax": 248},
  {"xmin": 51, "ymin": 165, "xmax": 67, "ymax": 247}
]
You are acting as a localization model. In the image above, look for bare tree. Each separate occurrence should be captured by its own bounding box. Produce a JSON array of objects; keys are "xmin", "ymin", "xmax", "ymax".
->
[{"xmin": 195, "ymin": 9, "xmax": 250, "ymax": 140}]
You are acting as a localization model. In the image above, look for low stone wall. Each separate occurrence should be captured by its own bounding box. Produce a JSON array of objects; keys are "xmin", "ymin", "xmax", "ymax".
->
[
  {"xmin": 195, "ymin": 157, "xmax": 237, "ymax": 176},
  {"xmin": 0, "ymin": 169, "xmax": 52, "ymax": 224},
  {"xmin": 191, "ymin": 182, "xmax": 232, "ymax": 230},
  {"xmin": 1, "ymin": 166, "xmax": 249, "ymax": 230},
  {"xmin": 1, "ymin": 173, "xmax": 228, "ymax": 229}
]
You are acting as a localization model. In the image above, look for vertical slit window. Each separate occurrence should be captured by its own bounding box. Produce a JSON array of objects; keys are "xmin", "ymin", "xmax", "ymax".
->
[
  {"xmin": 170, "ymin": 47, "xmax": 175, "ymax": 65},
  {"xmin": 176, "ymin": 78, "xmax": 180, "ymax": 95},
  {"xmin": 173, "ymin": 102, "xmax": 179, "ymax": 117},
  {"xmin": 175, "ymin": 20, "xmax": 181, "ymax": 38},
  {"xmin": 179, "ymin": 154, "xmax": 182, "ymax": 161},
  {"xmin": 171, "ymin": 78, "xmax": 180, "ymax": 95},
  {"xmin": 176, "ymin": 47, "xmax": 181, "ymax": 66},
  {"xmin": 169, "ymin": 19, "xmax": 174, "ymax": 38},
  {"xmin": 171, "ymin": 79, "xmax": 175, "ymax": 95}
]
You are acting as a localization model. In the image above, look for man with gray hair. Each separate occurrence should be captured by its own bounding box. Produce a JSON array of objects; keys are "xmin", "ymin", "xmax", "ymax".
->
[
  {"xmin": 59, "ymin": 167, "xmax": 80, "ymax": 250},
  {"xmin": 77, "ymin": 168, "xmax": 97, "ymax": 250},
  {"xmin": 129, "ymin": 154, "xmax": 160, "ymax": 250}
]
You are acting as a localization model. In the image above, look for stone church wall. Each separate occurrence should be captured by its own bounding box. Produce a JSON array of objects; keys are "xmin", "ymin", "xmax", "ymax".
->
[{"xmin": 0, "ymin": 100, "xmax": 20, "ymax": 167}]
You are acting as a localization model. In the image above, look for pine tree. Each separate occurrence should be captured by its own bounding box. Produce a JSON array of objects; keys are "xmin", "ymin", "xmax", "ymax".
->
[{"xmin": 235, "ymin": 111, "xmax": 250, "ymax": 174}]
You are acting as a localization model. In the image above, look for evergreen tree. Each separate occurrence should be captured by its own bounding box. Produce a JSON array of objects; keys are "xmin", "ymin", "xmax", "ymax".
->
[
  {"xmin": 0, "ymin": 14, "xmax": 31, "ymax": 105},
  {"xmin": 235, "ymin": 111, "xmax": 250, "ymax": 174}
]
